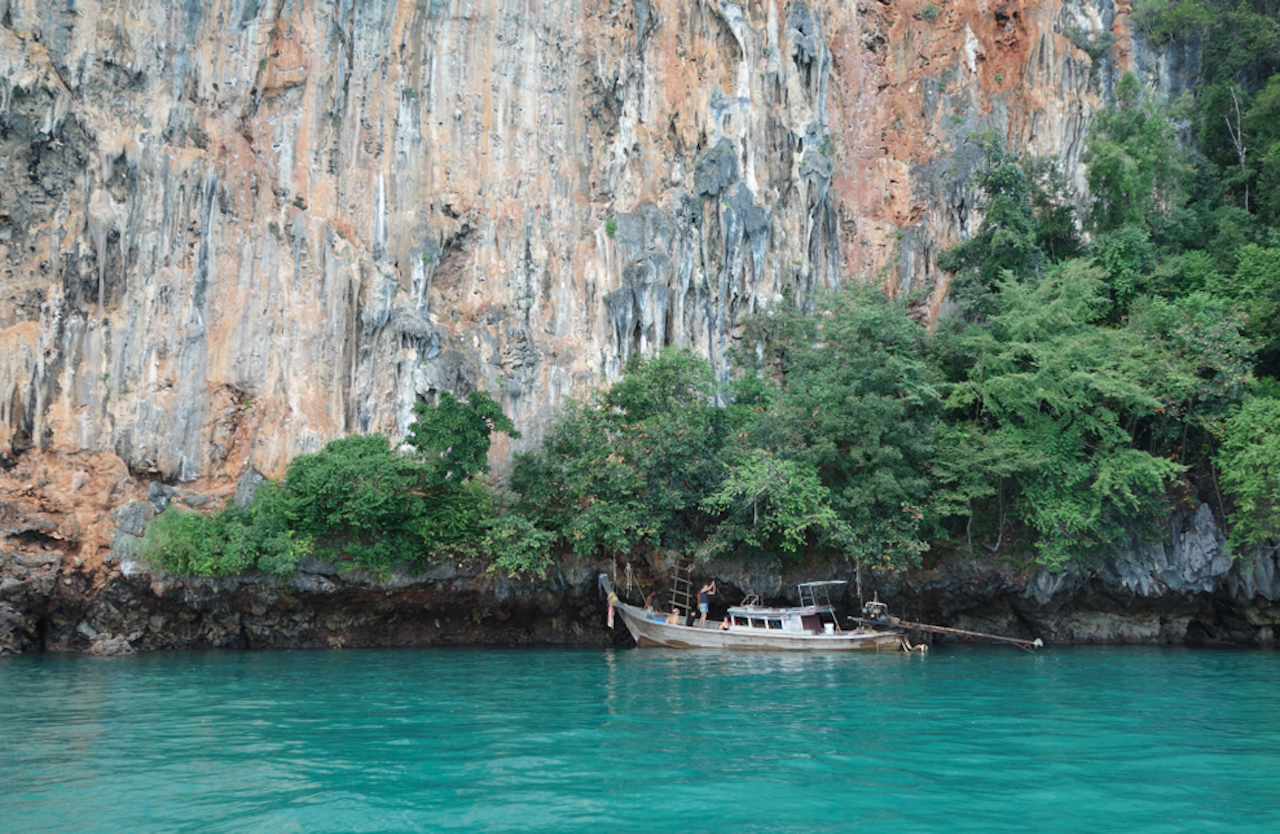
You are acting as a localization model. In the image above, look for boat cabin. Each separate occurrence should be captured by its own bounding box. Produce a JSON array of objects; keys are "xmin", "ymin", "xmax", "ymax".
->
[{"xmin": 725, "ymin": 581, "xmax": 848, "ymax": 636}]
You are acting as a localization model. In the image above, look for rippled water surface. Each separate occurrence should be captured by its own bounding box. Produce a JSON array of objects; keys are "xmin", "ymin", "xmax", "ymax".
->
[{"xmin": 1, "ymin": 646, "xmax": 1277, "ymax": 833}]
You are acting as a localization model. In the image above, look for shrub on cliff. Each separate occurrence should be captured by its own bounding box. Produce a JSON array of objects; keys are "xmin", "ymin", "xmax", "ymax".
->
[
  {"xmin": 286, "ymin": 392, "xmax": 518, "ymax": 573},
  {"xmin": 944, "ymin": 262, "xmax": 1187, "ymax": 567},
  {"xmin": 1216, "ymin": 396, "xmax": 1280, "ymax": 553},
  {"xmin": 140, "ymin": 484, "xmax": 310, "ymax": 577},
  {"xmin": 143, "ymin": 392, "xmax": 519, "ymax": 578},
  {"xmin": 284, "ymin": 434, "xmax": 461, "ymax": 572},
  {"xmin": 732, "ymin": 285, "xmax": 942, "ymax": 568},
  {"xmin": 510, "ymin": 347, "xmax": 727, "ymax": 560}
]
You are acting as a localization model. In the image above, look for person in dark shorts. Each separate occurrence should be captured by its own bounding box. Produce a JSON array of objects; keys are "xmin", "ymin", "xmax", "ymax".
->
[{"xmin": 698, "ymin": 580, "xmax": 717, "ymax": 629}]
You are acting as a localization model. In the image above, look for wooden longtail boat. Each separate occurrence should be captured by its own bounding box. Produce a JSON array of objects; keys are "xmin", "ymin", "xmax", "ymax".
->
[{"xmin": 599, "ymin": 574, "xmax": 907, "ymax": 652}]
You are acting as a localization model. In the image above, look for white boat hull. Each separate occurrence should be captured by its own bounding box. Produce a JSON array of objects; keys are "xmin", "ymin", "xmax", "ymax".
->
[{"xmin": 613, "ymin": 602, "xmax": 905, "ymax": 652}]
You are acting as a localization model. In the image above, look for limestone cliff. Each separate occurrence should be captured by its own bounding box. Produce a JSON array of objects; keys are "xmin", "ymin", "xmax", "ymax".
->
[{"xmin": 6, "ymin": 0, "xmax": 1270, "ymax": 653}]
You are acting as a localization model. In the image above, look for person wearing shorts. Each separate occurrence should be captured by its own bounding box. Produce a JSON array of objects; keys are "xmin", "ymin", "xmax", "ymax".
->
[{"xmin": 698, "ymin": 580, "xmax": 717, "ymax": 628}]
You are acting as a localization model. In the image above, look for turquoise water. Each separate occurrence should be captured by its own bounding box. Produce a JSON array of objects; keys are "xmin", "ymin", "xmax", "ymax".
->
[{"xmin": 1, "ymin": 647, "xmax": 1277, "ymax": 833}]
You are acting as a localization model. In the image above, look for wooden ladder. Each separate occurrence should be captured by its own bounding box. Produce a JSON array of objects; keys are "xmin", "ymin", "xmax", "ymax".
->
[{"xmin": 669, "ymin": 557, "xmax": 696, "ymax": 617}]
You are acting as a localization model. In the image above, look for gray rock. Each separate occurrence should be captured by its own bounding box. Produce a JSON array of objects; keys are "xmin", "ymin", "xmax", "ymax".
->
[
  {"xmin": 234, "ymin": 467, "xmax": 269, "ymax": 509},
  {"xmin": 1024, "ymin": 565, "xmax": 1085, "ymax": 608},
  {"xmin": 1226, "ymin": 547, "xmax": 1280, "ymax": 602},
  {"xmin": 292, "ymin": 574, "xmax": 337, "ymax": 594},
  {"xmin": 694, "ymin": 137, "xmax": 738, "ymax": 198},
  {"xmin": 14, "ymin": 550, "xmax": 63, "ymax": 568},
  {"xmin": 112, "ymin": 501, "xmax": 155, "ymax": 538},
  {"xmin": 87, "ymin": 635, "xmax": 135, "ymax": 656},
  {"xmin": 1100, "ymin": 505, "xmax": 1233, "ymax": 597},
  {"xmin": 145, "ymin": 482, "xmax": 178, "ymax": 514},
  {"xmin": 297, "ymin": 556, "xmax": 341, "ymax": 576},
  {"xmin": 107, "ymin": 533, "xmax": 144, "ymax": 565}
]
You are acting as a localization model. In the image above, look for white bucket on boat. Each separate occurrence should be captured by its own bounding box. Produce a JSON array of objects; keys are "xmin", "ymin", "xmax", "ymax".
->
[{"xmin": 824, "ymin": 624, "xmax": 834, "ymax": 635}]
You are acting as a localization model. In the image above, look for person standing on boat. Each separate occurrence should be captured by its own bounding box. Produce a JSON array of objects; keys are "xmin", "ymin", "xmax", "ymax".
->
[{"xmin": 698, "ymin": 580, "xmax": 717, "ymax": 629}]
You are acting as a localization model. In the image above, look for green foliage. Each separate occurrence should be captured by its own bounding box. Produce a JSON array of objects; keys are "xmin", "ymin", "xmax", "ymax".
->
[
  {"xmin": 937, "ymin": 137, "xmax": 1044, "ymax": 317},
  {"xmin": 1216, "ymin": 397, "xmax": 1280, "ymax": 552},
  {"xmin": 405, "ymin": 390, "xmax": 519, "ymax": 485},
  {"xmin": 483, "ymin": 513, "xmax": 556, "ymax": 578},
  {"xmin": 946, "ymin": 262, "xmax": 1185, "ymax": 566},
  {"xmin": 1129, "ymin": 293, "xmax": 1257, "ymax": 456},
  {"xmin": 1085, "ymin": 72, "xmax": 1188, "ymax": 235},
  {"xmin": 284, "ymin": 434, "xmax": 448, "ymax": 572},
  {"xmin": 1130, "ymin": 0, "xmax": 1213, "ymax": 45},
  {"xmin": 702, "ymin": 450, "xmax": 849, "ymax": 558},
  {"xmin": 511, "ymin": 348, "xmax": 726, "ymax": 559},
  {"xmin": 140, "ymin": 485, "xmax": 311, "ymax": 578},
  {"xmin": 752, "ymin": 286, "xmax": 941, "ymax": 567},
  {"xmin": 605, "ymin": 217, "xmax": 618, "ymax": 238},
  {"xmin": 1066, "ymin": 25, "xmax": 1118, "ymax": 65},
  {"xmin": 146, "ymin": 393, "xmax": 517, "ymax": 578},
  {"xmin": 1253, "ymin": 75, "xmax": 1280, "ymax": 224},
  {"xmin": 1092, "ymin": 226, "xmax": 1157, "ymax": 310},
  {"xmin": 937, "ymin": 136, "xmax": 1081, "ymax": 318},
  {"xmin": 920, "ymin": 3, "xmax": 940, "ymax": 23},
  {"xmin": 140, "ymin": 506, "xmax": 234, "ymax": 577}
]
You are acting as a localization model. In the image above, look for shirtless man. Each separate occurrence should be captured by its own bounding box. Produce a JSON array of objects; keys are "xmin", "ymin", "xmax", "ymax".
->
[{"xmin": 698, "ymin": 580, "xmax": 717, "ymax": 629}]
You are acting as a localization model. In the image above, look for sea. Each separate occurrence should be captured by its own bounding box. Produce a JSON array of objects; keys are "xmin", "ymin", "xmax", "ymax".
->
[{"xmin": 1, "ymin": 645, "xmax": 1276, "ymax": 833}]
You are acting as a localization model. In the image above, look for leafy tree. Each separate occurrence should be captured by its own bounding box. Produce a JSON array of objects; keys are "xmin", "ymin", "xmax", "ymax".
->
[
  {"xmin": 482, "ymin": 513, "xmax": 557, "ymax": 578},
  {"xmin": 701, "ymin": 449, "xmax": 849, "ymax": 558},
  {"xmin": 1216, "ymin": 396, "xmax": 1280, "ymax": 553},
  {"xmin": 1128, "ymin": 293, "xmax": 1257, "ymax": 461},
  {"xmin": 758, "ymin": 285, "xmax": 941, "ymax": 567},
  {"xmin": 284, "ymin": 392, "xmax": 517, "ymax": 573},
  {"xmin": 927, "ymin": 423, "xmax": 1040, "ymax": 552},
  {"xmin": 406, "ymin": 390, "xmax": 519, "ymax": 483},
  {"xmin": 1092, "ymin": 226, "xmax": 1157, "ymax": 311},
  {"xmin": 1252, "ymin": 75, "xmax": 1280, "ymax": 224},
  {"xmin": 1130, "ymin": 0, "xmax": 1212, "ymax": 45},
  {"xmin": 947, "ymin": 261, "xmax": 1185, "ymax": 566},
  {"xmin": 1085, "ymin": 72, "xmax": 1188, "ymax": 234},
  {"xmin": 139, "ymin": 484, "xmax": 311, "ymax": 577},
  {"xmin": 937, "ymin": 136, "xmax": 1045, "ymax": 317},
  {"xmin": 284, "ymin": 434, "xmax": 447, "ymax": 572},
  {"xmin": 510, "ymin": 348, "xmax": 727, "ymax": 559},
  {"xmin": 937, "ymin": 136, "xmax": 1082, "ymax": 318}
]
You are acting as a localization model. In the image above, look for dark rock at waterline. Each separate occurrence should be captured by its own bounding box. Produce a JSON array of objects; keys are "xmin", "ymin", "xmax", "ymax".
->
[{"xmin": 2, "ymin": 505, "xmax": 1279, "ymax": 655}]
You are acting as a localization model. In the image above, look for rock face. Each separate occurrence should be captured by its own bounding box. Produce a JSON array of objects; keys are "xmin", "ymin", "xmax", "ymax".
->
[
  {"xmin": 879, "ymin": 505, "xmax": 1280, "ymax": 647},
  {"xmin": 0, "ymin": 0, "xmax": 1117, "ymax": 488},
  {"xmin": 3, "ymin": 0, "xmax": 1272, "ymax": 652}
]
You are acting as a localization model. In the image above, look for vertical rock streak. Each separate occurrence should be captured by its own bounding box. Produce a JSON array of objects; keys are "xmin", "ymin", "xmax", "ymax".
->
[{"xmin": 2, "ymin": 0, "xmax": 1120, "ymax": 555}]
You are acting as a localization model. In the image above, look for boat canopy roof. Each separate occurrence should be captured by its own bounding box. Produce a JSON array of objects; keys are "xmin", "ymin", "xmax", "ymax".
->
[
  {"xmin": 727, "ymin": 604, "xmax": 833, "ymax": 617},
  {"xmin": 796, "ymin": 580, "xmax": 847, "ymax": 588}
]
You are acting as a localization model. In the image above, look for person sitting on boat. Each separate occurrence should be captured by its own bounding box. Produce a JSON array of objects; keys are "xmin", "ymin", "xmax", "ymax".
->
[
  {"xmin": 666, "ymin": 608, "xmax": 682, "ymax": 625},
  {"xmin": 644, "ymin": 591, "xmax": 657, "ymax": 612},
  {"xmin": 719, "ymin": 616, "xmax": 731, "ymax": 631},
  {"xmin": 698, "ymin": 580, "xmax": 717, "ymax": 628}
]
